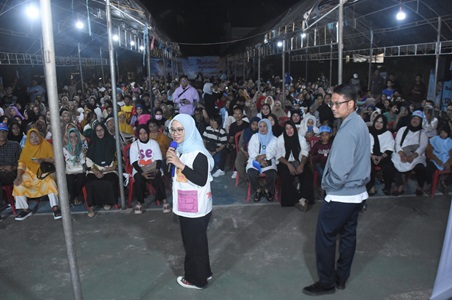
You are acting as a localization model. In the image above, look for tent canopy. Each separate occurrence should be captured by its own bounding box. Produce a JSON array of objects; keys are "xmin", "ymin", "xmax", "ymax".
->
[{"xmin": 0, "ymin": 0, "xmax": 179, "ymax": 63}]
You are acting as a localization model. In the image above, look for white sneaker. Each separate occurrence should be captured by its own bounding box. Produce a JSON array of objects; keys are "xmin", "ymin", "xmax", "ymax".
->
[
  {"xmin": 212, "ymin": 169, "xmax": 225, "ymax": 178},
  {"xmin": 230, "ymin": 171, "xmax": 237, "ymax": 179}
]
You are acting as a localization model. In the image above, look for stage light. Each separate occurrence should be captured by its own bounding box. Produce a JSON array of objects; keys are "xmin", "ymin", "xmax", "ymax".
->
[
  {"xmin": 277, "ymin": 41, "xmax": 283, "ymax": 47},
  {"xmin": 25, "ymin": 4, "xmax": 39, "ymax": 20},
  {"xmin": 396, "ymin": 6, "xmax": 406, "ymax": 20},
  {"xmin": 75, "ymin": 20, "xmax": 84, "ymax": 29},
  {"xmin": 112, "ymin": 34, "xmax": 119, "ymax": 42}
]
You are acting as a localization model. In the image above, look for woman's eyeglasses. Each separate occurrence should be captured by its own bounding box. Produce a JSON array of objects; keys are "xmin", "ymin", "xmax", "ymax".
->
[{"xmin": 170, "ymin": 128, "xmax": 184, "ymax": 134}]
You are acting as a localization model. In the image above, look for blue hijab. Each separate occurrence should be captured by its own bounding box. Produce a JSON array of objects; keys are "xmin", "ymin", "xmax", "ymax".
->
[
  {"xmin": 257, "ymin": 118, "xmax": 273, "ymax": 154},
  {"xmin": 169, "ymin": 114, "xmax": 214, "ymax": 171}
]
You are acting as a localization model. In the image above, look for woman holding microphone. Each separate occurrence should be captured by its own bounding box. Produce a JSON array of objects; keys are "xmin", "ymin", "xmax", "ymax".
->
[{"xmin": 166, "ymin": 114, "xmax": 214, "ymax": 289}]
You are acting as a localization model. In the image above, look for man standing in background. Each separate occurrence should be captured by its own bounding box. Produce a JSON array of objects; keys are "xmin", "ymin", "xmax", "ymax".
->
[{"xmin": 173, "ymin": 75, "xmax": 199, "ymax": 116}]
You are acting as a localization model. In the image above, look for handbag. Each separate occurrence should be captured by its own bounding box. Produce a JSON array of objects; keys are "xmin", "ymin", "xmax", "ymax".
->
[
  {"xmin": 136, "ymin": 142, "xmax": 158, "ymax": 178},
  {"xmin": 205, "ymin": 139, "xmax": 217, "ymax": 152},
  {"xmin": 37, "ymin": 161, "xmax": 56, "ymax": 179}
]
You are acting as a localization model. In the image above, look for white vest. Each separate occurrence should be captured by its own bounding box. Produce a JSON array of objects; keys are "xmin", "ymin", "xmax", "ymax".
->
[{"xmin": 172, "ymin": 150, "xmax": 212, "ymax": 218}]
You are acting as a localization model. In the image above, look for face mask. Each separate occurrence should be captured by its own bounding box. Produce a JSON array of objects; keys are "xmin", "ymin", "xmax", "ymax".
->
[{"xmin": 155, "ymin": 115, "xmax": 162, "ymax": 120}]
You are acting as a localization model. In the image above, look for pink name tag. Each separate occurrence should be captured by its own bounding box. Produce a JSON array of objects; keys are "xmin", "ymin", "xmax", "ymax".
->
[{"xmin": 177, "ymin": 190, "xmax": 198, "ymax": 213}]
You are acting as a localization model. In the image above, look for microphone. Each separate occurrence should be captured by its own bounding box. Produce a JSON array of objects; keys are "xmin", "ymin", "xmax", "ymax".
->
[{"xmin": 168, "ymin": 141, "xmax": 178, "ymax": 177}]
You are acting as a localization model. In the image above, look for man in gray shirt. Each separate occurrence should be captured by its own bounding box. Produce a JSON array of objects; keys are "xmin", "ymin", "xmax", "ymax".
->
[{"xmin": 303, "ymin": 84, "xmax": 370, "ymax": 296}]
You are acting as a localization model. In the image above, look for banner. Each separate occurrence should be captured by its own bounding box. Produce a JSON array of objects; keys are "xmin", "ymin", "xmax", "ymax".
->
[
  {"xmin": 437, "ymin": 80, "xmax": 452, "ymax": 111},
  {"xmin": 180, "ymin": 56, "xmax": 226, "ymax": 79}
]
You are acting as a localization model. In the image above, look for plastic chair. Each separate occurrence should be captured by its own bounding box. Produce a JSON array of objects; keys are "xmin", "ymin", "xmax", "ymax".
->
[
  {"xmin": 1, "ymin": 185, "xmax": 17, "ymax": 216},
  {"xmin": 246, "ymin": 173, "xmax": 279, "ymax": 202},
  {"xmin": 82, "ymin": 186, "xmax": 119, "ymax": 210},
  {"xmin": 123, "ymin": 144, "xmax": 158, "ymax": 208},
  {"xmin": 431, "ymin": 169, "xmax": 451, "ymax": 198}
]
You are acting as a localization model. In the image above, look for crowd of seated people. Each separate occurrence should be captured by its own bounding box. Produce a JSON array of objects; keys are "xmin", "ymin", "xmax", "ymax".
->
[{"xmin": 1, "ymin": 70, "xmax": 451, "ymax": 220}]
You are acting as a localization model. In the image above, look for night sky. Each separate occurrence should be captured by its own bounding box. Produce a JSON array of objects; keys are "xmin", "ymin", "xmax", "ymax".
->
[{"xmin": 145, "ymin": 0, "xmax": 300, "ymax": 56}]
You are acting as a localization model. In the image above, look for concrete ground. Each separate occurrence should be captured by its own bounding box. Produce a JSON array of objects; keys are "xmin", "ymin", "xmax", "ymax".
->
[{"xmin": 0, "ymin": 173, "xmax": 451, "ymax": 300}]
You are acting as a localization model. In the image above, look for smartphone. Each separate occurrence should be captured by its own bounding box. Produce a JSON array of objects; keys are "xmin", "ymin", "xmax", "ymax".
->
[{"xmin": 308, "ymin": 126, "xmax": 313, "ymax": 133}]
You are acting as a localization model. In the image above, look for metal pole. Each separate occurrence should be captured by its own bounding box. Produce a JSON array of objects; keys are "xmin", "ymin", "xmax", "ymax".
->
[
  {"xmin": 330, "ymin": 42, "xmax": 333, "ymax": 87},
  {"xmin": 282, "ymin": 42, "xmax": 286, "ymax": 103},
  {"xmin": 146, "ymin": 24, "xmax": 153, "ymax": 118},
  {"xmin": 234, "ymin": 56, "xmax": 237, "ymax": 82},
  {"xmin": 40, "ymin": 1, "xmax": 83, "ymax": 299},
  {"xmin": 100, "ymin": 47, "xmax": 105, "ymax": 86},
  {"xmin": 434, "ymin": 16, "xmax": 441, "ymax": 106},
  {"xmin": 257, "ymin": 48, "xmax": 261, "ymax": 87},
  {"xmin": 305, "ymin": 49, "xmax": 308, "ymax": 82},
  {"xmin": 338, "ymin": 0, "xmax": 344, "ymax": 84},
  {"xmin": 163, "ymin": 55, "xmax": 167, "ymax": 91},
  {"xmin": 77, "ymin": 43, "xmax": 85, "ymax": 95},
  {"xmin": 106, "ymin": 0, "xmax": 126, "ymax": 208},
  {"xmin": 368, "ymin": 28, "xmax": 373, "ymax": 91}
]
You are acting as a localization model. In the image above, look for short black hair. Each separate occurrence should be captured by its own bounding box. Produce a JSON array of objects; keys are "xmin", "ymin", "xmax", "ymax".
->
[{"xmin": 333, "ymin": 84, "xmax": 357, "ymax": 103}]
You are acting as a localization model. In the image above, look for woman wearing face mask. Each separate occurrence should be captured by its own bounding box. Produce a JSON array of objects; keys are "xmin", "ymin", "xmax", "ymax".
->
[{"xmin": 154, "ymin": 108, "xmax": 167, "ymax": 132}]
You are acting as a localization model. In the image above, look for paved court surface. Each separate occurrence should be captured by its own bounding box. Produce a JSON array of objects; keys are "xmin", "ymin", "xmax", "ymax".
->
[{"xmin": 0, "ymin": 173, "xmax": 450, "ymax": 300}]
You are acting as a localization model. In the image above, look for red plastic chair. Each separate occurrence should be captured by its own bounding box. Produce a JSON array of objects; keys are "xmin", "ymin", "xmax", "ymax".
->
[
  {"xmin": 82, "ymin": 186, "xmax": 119, "ymax": 210},
  {"xmin": 431, "ymin": 169, "xmax": 451, "ymax": 198},
  {"xmin": 1, "ymin": 185, "xmax": 17, "ymax": 216},
  {"xmin": 246, "ymin": 173, "xmax": 279, "ymax": 202},
  {"xmin": 123, "ymin": 144, "xmax": 158, "ymax": 208}
]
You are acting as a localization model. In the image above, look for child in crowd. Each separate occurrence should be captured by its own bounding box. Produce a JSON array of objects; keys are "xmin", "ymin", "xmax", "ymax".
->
[
  {"xmin": 310, "ymin": 125, "xmax": 333, "ymax": 197},
  {"xmin": 425, "ymin": 124, "xmax": 452, "ymax": 193}
]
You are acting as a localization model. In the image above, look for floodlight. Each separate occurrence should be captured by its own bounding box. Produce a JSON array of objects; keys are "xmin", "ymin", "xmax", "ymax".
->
[
  {"xmin": 25, "ymin": 4, "xmax": 39, "ymax": 20},
  {"xmin": 75, "ymin": 20, "xmax": 84, "ymax": 29},
  {"xmin": 277, "ymin": 41, "xmax": 283, "ymax": 47},
  {"xmin": 112, "ymin": 34, "xmax": 119, "ymax": 42},
  {"xmin": 130, "ymin": 41, "xmax": 135, "ymax": 46},
  {"xmin": 396, "ymin": 6, "xmax": 406, "ymax": 20}
]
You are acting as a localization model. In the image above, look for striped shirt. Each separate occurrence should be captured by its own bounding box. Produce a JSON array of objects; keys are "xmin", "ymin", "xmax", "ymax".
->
[{"xmin": 202, "ymin": 126, "xmax": 228, "ymax": 147}]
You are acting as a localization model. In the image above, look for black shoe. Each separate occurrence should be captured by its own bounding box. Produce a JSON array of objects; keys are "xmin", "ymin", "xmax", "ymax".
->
[
  {"xmin": 302, "ymin": 282, "xmax": 335, "ymax": 296},
  {"xmin": 335, "ymin": 277, "xmax": 347, "ymax": 290},
  {"xmin": 15, "ymin": 210, "xmax": 32, "ymax": 221},
  {"xmin": 382, "ymin": 188, "xmax": 391, "ymax": 195},
  {"xmin": 264, "ymin": 190, "xmax": 273, "ymax": 202},
  {"xmin": 53, "ymin": 209, "xmax": 62, "ymax": 220},
  {"xmin": 253, "ymin": 191, "xmax": 262, "ymax": 202}
]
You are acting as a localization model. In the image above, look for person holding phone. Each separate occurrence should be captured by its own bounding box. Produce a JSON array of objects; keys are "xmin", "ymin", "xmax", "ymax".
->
[{"xmin": 173, "ymin": 75, "xmax": 199, "ymax": 116}]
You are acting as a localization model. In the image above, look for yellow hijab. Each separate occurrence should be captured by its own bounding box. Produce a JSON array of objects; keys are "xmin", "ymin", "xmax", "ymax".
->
[{"xmin": 19, "ymin": 128, "xmax": 54, "ymax": 174}]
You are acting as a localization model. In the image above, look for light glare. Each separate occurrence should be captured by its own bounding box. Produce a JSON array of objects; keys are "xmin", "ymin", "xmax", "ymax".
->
[
  {"xmin": 396, "ymin": 7, "xmax": 406, "ymax": 20},
  {"xmin": 277, "ymin": 41, "xmax": 283, "ymax": 47},
  {"xmin": 26, "ymin": 4, "xmax": 39, "ymax": 20},
  {"xmin": 112, "ymin": 34, "xmax": 119, "ymax": 42},
  {"xmin": 75, "ymin": 20, "xmax": 84, "ymax": 29}
]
